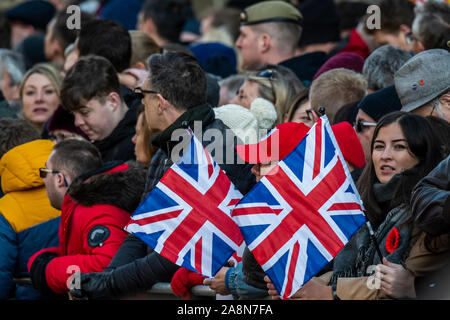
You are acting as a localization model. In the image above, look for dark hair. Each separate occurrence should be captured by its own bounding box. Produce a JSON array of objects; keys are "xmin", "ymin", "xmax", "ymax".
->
[
  {"xmin": 147, "ymin": 52, "xmax": 206, "ymax": 110},
  {"xmin": 77, "ymin": 19, "xmax": 131, "ymax": 72},
  {"xmin": 425, "ymin": 115, "xmax": 450, "ymax": 158},
  {"xmin": 141, "ymin": 0, "xmax": 192, "ymax": 43},
  {"xmin": 365, "ymin": 0, "xmax": 415, "ymax": 34},
  {"xmin": 51, "ymin": 139, "xmax": 102, "ymax": 181},
  {"xmin": 335, "ymin": 2, "xmax": 368, "ymax": 32},
  {"xmin": 414, "ymin": 1, "xmax": 450, "ymax": 52},
  {"xmin": 0, "ymin": 118, "xmax": 40, "ymax": 158},
  {"xmin": 51, "ymin": 10, "xmax": 93, "ymax": 52},
  {"xmin": 60, "ymin": 55, "xmax": 122, "ymax": 112},
  {"xmin": 0, "ymin": 12, "xmax": 11, "ymax": 49},
  {"xmin": 357, "ymin": 111, "xmax": 443, "ymax": 229}
]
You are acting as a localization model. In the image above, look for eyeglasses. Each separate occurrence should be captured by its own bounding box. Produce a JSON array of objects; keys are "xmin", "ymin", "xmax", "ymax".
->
[
  {"xmin": 354, "ymin": 120, "xmax": 377, "ymax": 133},
  {"xmin": 134, "ymin": 87, "xmax": 159, "ymax": 96},
  {"xmin": 39, "ymin": 168, "xmax": 69, "ymax": 187},
  {"xmin": 405, "ymin": 31, "xmax": 418, "ymax": 45}
]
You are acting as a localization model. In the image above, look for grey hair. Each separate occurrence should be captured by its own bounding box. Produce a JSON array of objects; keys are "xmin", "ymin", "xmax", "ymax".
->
[
  {"xmin": 413, "ymin": 1, "xmax": 450, "ymax": 51},
  {"xmin": 0, "ymin": 49, "xmax": 25, "ymax": 87},
  {"xmin": 362, "ymin": 45, "xmax": 412, "ymax": 91}
]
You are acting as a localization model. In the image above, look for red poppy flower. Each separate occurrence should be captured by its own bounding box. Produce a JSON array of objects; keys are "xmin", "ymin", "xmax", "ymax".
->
[
  {"xmin": 386, "ymin": 227, "xmax": 400, "ymax": 253},
  {"xmin": 419, "ymin": 79, "xmax": 425, "ymax": 85}
]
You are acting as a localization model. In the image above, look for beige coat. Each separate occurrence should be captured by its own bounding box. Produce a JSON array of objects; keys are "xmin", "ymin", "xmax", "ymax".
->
[{"xmin": 314, "ymin": 228, "xmax": 450, "ymax": 300}]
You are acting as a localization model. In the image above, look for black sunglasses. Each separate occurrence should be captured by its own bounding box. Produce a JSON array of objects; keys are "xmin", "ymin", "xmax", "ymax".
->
[
  {"xmin": 39, "ymin": 168, "xmax": 69, "ymax": 187},
  {"xmin": 354, "ymin": 120, "xmax": 377, "ymax": 133}
]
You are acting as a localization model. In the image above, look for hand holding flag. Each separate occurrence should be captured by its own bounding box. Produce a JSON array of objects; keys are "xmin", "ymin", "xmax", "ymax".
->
[
  {"xmin": 232, "ymin": 116, "xmax": 367, "ymax": 299},
  {"xmin": 125, "ymin": 129, "xmax": 244, "ymax": 277}
]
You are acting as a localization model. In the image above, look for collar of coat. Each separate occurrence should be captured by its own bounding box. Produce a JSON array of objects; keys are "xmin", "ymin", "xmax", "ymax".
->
[
  {"xmin": 66, "ymin": 161, "xmax": 147, "ymax": 213},
  {"xmin": 151, "ymin": 103, "xmax": 215, "ymax": 155}
]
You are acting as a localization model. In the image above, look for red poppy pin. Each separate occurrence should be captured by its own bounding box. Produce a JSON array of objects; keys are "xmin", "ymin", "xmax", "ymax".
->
[{"xmin": 385, "ymin": 227, "xmax": 400, "ymax": 253}]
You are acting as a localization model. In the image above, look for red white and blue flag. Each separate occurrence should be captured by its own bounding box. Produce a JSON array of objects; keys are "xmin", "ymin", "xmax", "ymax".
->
[
  {"xmin": 232, "ymin": 116, "xmax": 366, "ymax": 299},
  {"xmin": 125, "ymin": 130, "xmax": 244, "ymax": 277}
]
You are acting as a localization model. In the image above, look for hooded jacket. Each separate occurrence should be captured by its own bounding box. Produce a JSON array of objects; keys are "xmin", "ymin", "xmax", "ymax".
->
[
  {"xmin": 0, "ymin": 140, "xmax": 61, "ymax": 300},
  {"xmin": 27, "ymin": 162, "xmax": 147, "ymax": 295}
]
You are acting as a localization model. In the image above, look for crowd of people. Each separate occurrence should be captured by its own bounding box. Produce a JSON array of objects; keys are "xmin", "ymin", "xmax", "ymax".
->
[{"xmin": 0, "ymin": 0, "xmax": 449, "ymax": 301}]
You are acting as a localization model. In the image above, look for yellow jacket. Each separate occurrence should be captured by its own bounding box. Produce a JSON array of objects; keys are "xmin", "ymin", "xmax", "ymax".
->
[
  {"xmin": 0, "ymin": 139, "xmax": 61, "ymax": 299},
  {"xmin": 0, "ymin": 139, "xmax": 61, "ymax": 232}
]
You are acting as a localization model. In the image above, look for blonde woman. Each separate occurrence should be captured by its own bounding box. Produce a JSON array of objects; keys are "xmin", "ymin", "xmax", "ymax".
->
[
  {"xmin": 19, "ymin": 63, "xmax": 62, "ymax": 133},
  {"xmin": 231, "ymin": 64, "xmax": 304, "ymax": 126}
]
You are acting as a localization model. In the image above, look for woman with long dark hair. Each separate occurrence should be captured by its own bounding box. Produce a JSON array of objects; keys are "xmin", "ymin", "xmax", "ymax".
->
[{"xmin": 266, "ymin": 111, "xmax": 450, "ymax": 300}]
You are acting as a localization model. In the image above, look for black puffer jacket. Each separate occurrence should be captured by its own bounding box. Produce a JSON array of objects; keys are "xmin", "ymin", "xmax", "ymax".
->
[{"xmin": 106, "ymin": 104, "xmax": 256, "ymax": 297}]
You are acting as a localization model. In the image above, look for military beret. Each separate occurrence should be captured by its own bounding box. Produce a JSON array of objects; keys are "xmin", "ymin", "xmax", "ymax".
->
[{"xmin": 240, "ymin": 0, "xmax": 303, "ymax": 26}]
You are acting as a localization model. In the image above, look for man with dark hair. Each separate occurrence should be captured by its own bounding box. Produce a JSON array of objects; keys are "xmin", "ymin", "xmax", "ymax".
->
[
  {"xmin": 0, "ymin": 118, "xmax": 60, "ymax": 299},
  {"xmin": 138, "ymin": 0, "xmax": 192, "ymax": 46},
  {"xmin": 364, "ymin": 0, "xmax": 415, "ymax": 51},
  {"xmin": 75, "ymin": 19, "xmax": 131, "ymax": 73},
  {"xmin": 70, "ymin": 51, "xmax": 255, "ymax": 300},
  {"xmin": 44, "ymin": 10, "xmax": 93, "ymax": 64},
  {"xmin": 60, "ymin": 55, "xmax": 136, "ymax": 162},
  {"xmin": 72, "ymin": 18, "xmax": 142, "ymax": 126},
  {"xmin": 27, "ymin": 139, "xmax": 147, "ymax": 298}
]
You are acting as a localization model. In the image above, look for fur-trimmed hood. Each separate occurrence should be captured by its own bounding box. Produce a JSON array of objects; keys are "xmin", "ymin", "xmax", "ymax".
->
[{"xmin": 67, "ymin": 161, "xmax": 147, "ymax": 213}]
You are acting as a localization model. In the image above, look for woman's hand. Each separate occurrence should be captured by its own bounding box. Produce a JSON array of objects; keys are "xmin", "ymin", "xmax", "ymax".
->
[{"xmin": 376, "ymin": 257, "xmax": 416, "ymax": 299}]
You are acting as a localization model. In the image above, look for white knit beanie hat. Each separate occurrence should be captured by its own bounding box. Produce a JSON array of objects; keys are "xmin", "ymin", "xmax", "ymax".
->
[
  {"xmin": 249, "ymin": 97, "xmax": 278, "ymax": 131},
  {"xmin": 214, "ymin": 104, "xmax": 259, "ymax": 144}
]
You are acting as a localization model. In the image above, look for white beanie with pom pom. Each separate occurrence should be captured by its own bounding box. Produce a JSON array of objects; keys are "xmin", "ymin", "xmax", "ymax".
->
[
  {"xmin": 214, "ymin": 104, "xmax": 259, "ymax": 144},
  {"xmin": 249, "ymin": 97, "xmax": 278, "ymax": 130}
]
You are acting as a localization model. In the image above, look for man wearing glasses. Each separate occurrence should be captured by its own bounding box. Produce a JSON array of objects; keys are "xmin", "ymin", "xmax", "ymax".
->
[
  {"xmin": 28, "ymin": 140, "xmax": 146, "ymax": 298},
  {"xmin": 70, "ymin": 51, "xmax": 256, "ymax": 300},
  {"xmin": 394, "ymin": 49, "xmax": 450, "ymax": 123}
]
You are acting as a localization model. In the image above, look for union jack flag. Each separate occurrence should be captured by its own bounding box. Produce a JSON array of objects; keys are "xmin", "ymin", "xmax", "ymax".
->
[
  {"xmin": 125, "ymin": 129, "xmax": 244, "ymax": 277},
  {"xmin": 232, "ymin": 116, "xmax": 367, "ymax": 299}
]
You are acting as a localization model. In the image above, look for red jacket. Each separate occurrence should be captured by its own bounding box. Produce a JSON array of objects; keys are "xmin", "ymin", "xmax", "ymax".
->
[
  {"xmin": 339, "ymin": 28, "xmax": 371, "ymax": 59},
  {"xmin": 28, "ymin": 163, "xmax": 147, "ymax": 295}
]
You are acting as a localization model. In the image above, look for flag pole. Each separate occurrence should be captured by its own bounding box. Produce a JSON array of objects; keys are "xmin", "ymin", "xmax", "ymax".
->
[
  {"xmin": 365, "ymin": 217, "xmax": 384, "ymax": 263},
  {"xmin": 318, "ymin": 105, "xmax": 383, "ymax": 262},
  {"xmin": 318, "ymin": 106, "xmax": 326, "ymax": 117}
]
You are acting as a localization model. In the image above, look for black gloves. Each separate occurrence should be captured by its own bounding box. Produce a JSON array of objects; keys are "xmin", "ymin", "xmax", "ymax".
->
[
  {"xmin": 70, "ymin": 272, "xmax": 118, "ymax": 300},
  {"xmin": 29, "ymin": 251, "xmax": 59, "ymax": 296}
]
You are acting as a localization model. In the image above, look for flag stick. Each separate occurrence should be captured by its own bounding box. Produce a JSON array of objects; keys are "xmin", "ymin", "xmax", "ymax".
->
[{"xmin": 365, "ymin": 219, "xmax": 384, "ymax": 263}]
